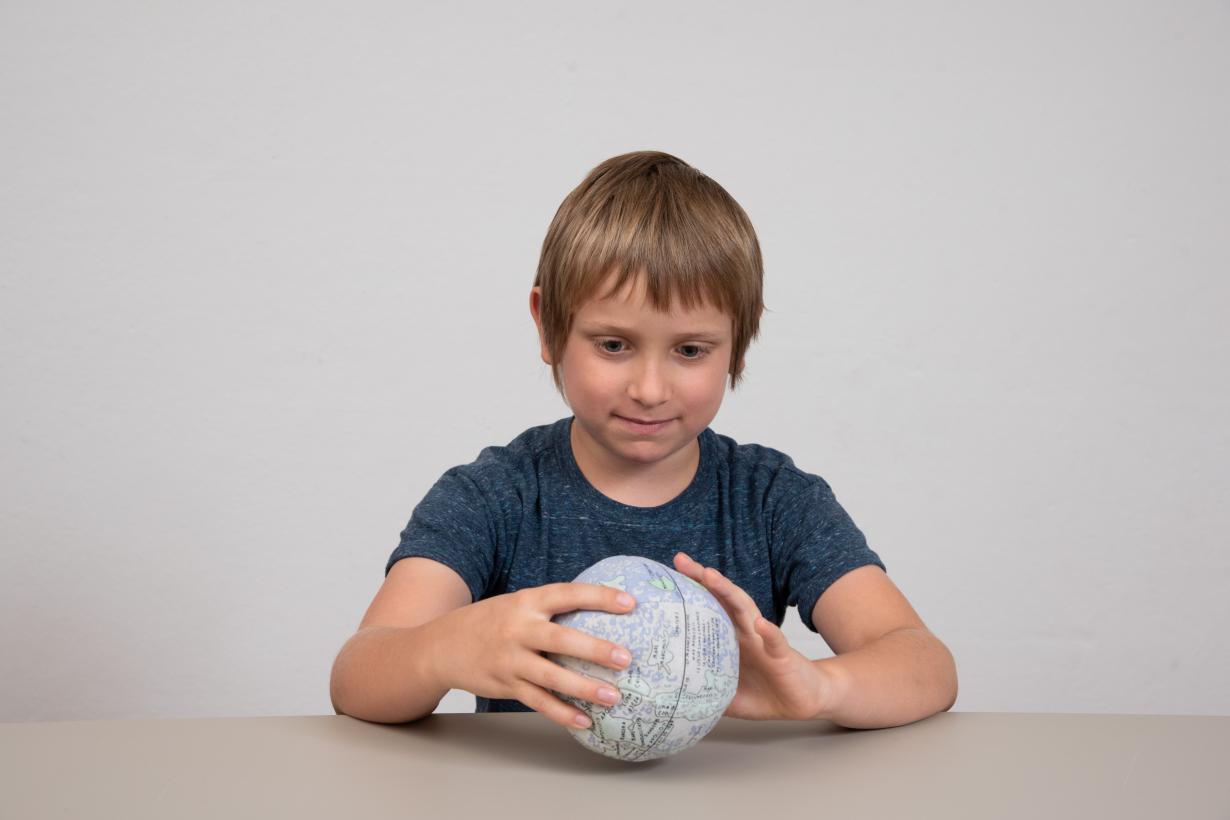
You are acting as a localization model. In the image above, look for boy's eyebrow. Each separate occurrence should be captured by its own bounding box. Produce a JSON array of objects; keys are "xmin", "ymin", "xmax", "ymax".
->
[{"xmin": 578, "ymin": 322, "xmax": 727, "ymax": 341}]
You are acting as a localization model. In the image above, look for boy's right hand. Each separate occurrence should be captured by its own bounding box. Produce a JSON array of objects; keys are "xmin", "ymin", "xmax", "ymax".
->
[{"xmin": 436, "ymin": 583, "xmax": 636, "ymax": 730}]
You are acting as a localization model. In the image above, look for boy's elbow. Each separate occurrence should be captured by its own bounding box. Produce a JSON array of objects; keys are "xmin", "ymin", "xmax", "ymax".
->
[
  {"xmin": 938, "ymin": 639, "xmax": 958, "ymax": 712},
  {"xmin": 329, "ymin": 645, "xmax": 351, "ymax": 717}
]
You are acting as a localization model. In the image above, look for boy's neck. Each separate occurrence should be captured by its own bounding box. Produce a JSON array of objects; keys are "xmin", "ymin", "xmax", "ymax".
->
[{"xmin": 569, "ymin": 418, "xmax": 700, "ymax": 508}]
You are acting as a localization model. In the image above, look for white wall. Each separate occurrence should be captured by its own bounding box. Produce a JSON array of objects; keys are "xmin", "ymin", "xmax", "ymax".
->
[{"xmin": 2, "ymin": 1, "xmax": 1226, "ymax": 722}]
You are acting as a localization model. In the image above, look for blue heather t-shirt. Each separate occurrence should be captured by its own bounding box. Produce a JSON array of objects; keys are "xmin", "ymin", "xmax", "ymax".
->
[{"xmin": 385, "ymin": 415, "xmax": 885, "ymax": 714}]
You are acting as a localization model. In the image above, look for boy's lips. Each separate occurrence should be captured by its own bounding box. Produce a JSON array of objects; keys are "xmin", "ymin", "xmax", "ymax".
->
[{"xmin": 616, "ymin": 415, "xmax": 675, "ymax": 434}]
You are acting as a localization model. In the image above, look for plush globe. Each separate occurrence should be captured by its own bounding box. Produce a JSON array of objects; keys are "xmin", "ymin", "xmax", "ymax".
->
[{"xmin": 547, "ymin": 555, "xmax": 739, "ymax": 762}]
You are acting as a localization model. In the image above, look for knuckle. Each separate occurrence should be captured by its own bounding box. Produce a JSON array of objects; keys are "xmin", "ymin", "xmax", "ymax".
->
[
  {"xmin": 495, "ymin": 616, "xmax": 519, "ymax": 646},
  {"xmin": 539, "ymin": 664, "xmax": 561, "ymax": 692},
  {"xmin": 525, "ymin": 686, "xmax": 571, "ymax": 726},
  {"xmin": 538, "ymin": 658, "xmax": 590, "ymax": 704},
  {"xmin": 519, "ymin": 616, "xmax": 541, "ymax": 642},
  {"xmin": 519, "ymin": 685, "xmax": 546, "ymax": 714},
  {"xmin": 538, "ymin": 583, "xmax": 566, "ymax": 608}
]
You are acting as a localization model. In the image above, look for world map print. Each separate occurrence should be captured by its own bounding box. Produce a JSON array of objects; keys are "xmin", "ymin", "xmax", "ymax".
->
[{"xmin": 548, "ymin": 555, "xmax": 740, "ymax": 761}]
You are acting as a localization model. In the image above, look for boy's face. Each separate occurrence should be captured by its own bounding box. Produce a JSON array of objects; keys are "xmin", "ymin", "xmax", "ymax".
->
[{"xmin": 531, "ymin": 269, "xmax": 732, "ymax": 476}]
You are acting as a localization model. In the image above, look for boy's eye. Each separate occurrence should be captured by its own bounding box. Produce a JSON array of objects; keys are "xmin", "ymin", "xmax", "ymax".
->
[{"xmin": 593, "ymin": 340, "xmax": 711, "ymax": 360}]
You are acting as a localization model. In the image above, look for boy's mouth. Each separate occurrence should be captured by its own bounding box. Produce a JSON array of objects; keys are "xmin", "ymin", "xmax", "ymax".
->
[{"xmin": 615, "ymin": 415, "xmax": 675, "ymax": 433}]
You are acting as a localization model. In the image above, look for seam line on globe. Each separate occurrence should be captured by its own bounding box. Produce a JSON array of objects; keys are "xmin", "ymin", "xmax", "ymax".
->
[{"xmin": 628, "ymin": 559, "xmax": 689, "ymax": 762}]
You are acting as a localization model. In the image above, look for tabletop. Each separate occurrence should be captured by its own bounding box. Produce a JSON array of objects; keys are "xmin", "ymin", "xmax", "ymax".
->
[{"xmin": 2, "ymin": 711, "xmax": 1228, "ymax": 819}]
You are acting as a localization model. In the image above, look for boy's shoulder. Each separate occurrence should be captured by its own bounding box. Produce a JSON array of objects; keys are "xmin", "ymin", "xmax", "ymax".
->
[
  {"xmin": 708, "ymin": 427, "xmax": 824, "ymax": 486},
  {"xmin": 478, "ymin": 416, "xmax": 567, "ymax": 462},
  {"xmin": 440, "ymin": 417, "xmax": 567, "ymax": 481}
]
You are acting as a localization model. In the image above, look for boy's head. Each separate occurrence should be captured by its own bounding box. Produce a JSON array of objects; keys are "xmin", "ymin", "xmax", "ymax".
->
[{"xmin": 532, "ymin": 150, "xmax": 764, "ymax": 398}]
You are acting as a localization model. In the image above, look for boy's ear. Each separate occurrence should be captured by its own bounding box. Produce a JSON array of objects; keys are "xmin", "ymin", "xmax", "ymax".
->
[{"xmin": 529, "ymin": 287, "xmax": 553, "ymax": 366}]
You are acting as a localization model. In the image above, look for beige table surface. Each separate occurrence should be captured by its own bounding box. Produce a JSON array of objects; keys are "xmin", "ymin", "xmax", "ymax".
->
[{"xmin": 2, "ymin": 711, "xmax": 1228, "ymax": 819}]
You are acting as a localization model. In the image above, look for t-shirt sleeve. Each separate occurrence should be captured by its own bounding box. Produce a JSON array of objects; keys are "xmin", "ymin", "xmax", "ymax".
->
[
  {"xmin": 385, "ymin": 459, "xmax": 510, "ymax": 605},
  {"xmin": 769, "ymin": 468, "xmax": 886, "ymax": 634}
]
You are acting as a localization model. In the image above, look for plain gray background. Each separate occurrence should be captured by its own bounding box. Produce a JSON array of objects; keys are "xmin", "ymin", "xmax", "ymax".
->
[{"xmin": 2, "ymin": 1, "xmax": 1227, "ymax": 722}]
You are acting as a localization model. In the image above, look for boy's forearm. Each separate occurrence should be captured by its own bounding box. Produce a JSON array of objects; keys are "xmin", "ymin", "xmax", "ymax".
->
[
  {"xmin": 813, "ymin": 628, "xmax": 958, "ymax": 729},
  {"xmin": 330, "ymin": 622, "xmax": 454, "ymax": 724}
]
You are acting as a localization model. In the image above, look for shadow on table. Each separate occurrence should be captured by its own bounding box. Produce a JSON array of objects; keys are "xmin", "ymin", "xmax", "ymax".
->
[{"xmin": 361, "ymin": 712, "xmax": 869, "ymax": 777}]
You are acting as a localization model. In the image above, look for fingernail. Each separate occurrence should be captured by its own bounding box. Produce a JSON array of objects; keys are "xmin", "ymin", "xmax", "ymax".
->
[
  {"xmin": 617, "ymin": 593, "xmax": 635, "ymax": 608},
  {"xmin": 598, "ymin": 687, "xmax": 620, "ymax": 704},
  {"xmin": 611, "ymin": 648, "xmax": 631, "ymax": 666},
  {"xmin": 574, "ymin": 714, "xmax": 591, "ymax": 728}
]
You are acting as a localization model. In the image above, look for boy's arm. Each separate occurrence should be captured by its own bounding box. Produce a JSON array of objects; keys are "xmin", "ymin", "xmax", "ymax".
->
[
  {"xmin": 810, "ymin": 565, "xmax": 958, "ymax": 728},
  {"xmin": 330, "ymin": 557, "xmax": 472, "ymax": 723},
  {"xmin": 330, "ymin": 622, "xmax": 455, "ymax": 723},
  {"xmin": 332, "ymin": 556, "xmax": 640, "ymax": 728}
]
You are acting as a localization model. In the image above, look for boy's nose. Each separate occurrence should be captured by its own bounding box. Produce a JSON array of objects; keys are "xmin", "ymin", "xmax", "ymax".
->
[{"xmin": 627, "ymin": 360, "xmax": 669, "ymax": 406}]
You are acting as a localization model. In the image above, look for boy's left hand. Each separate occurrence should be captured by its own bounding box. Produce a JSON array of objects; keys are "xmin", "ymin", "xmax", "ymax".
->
[{"xmin": 673, "ymin": 552, "xmax": 835, "ymax": 721}]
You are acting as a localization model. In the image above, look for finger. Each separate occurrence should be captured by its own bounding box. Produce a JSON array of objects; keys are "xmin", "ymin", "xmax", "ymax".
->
[
  {"xmin": 673, "ymin": 555, "xmax": 760, "ymax": 638},
  {"xmin": 755, "ymin": 616, "xmax": 792, "ymax": 659},
  {"xmin": 672, "ymin": 555, "xmax": 754, "ymax": 632},
  {"xmin": 673, "ymin": 551, "xmax": 701, "ymax": 577},
  {"xmin": 540, "ymin": 582, "xmax": 637, "ymax": 616},
  {"xmin": 532, "ymin": 620, "xmax": 633, "ymax": 672},
  {"xmin": 517, "ymin": 679, "xmax": 601, "ymax": 730},
  {"xmin": 673, "ymin": 553, "xmax": 710, "ymax": 587},
  {"xmin": 702, "ymin": 566, "xmax": 761, "ymax": 634},
  {"xmin": 527, "ymin": 656, "xmax": 622, "ymax": 725}
]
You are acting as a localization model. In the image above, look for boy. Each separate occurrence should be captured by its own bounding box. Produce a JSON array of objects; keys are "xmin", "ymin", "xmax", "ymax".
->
[{"xmin": 330, "ymin": 151, "xmax": 957, "ymax": 732}]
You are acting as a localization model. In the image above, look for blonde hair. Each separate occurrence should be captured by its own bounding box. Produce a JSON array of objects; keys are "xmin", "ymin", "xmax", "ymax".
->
[{"xmin": 534, "ymin": 150, "xmax": 765, "ymax": 394}]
